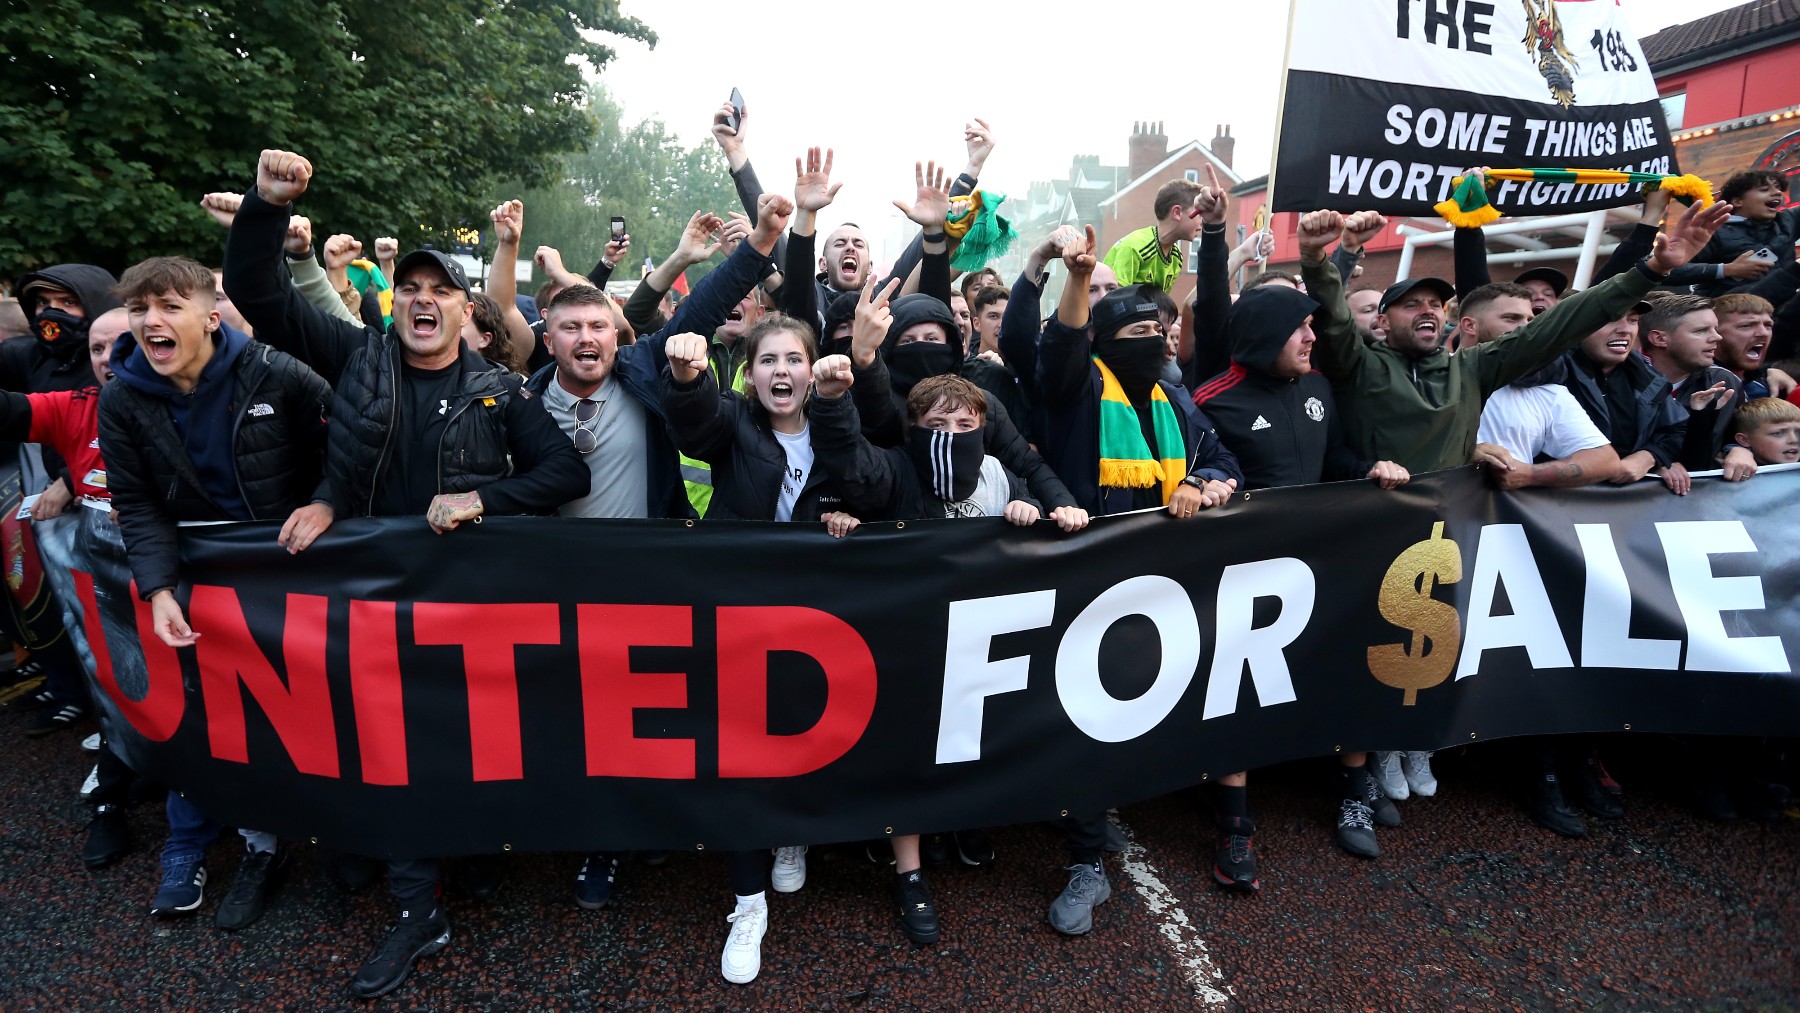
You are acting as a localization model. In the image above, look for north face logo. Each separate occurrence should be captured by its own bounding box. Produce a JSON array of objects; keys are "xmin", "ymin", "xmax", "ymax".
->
[
  {"xmin": 1251, "ymin": 415, "xmax": 1272, "ymax": 431},
  {"xmin": 246, "ymin": 403, "xmax": 274, "ymax": 417}
]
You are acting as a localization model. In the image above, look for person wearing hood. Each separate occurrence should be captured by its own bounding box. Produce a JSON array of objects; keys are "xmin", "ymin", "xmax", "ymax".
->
[
  {"xmin": 1190, "ymin": 283, "xmax": 1410, "ymax": 877},
  {"xmin": 2, "ymin": 263, "xmax": 122, "ymax": 730},
  {"xmin": 844, "ymin": 278, "xmax": 1083, "ymax": 529},
  {"xmin": 96, "ymin": 255, "xmax": 334, "ymax": 936}
]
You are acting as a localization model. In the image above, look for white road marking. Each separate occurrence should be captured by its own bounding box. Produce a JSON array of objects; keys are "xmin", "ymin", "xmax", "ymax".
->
[{"xmin": 1111, "ymin": 812, "xmax": 1237, "ymax": 1009}]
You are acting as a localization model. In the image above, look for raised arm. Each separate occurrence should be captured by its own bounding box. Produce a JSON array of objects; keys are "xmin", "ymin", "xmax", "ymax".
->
[
  {"xmin": 1001, "ymin": 227, "xmax": 1077, "ymax": 400},
  {"xmin": 620, "ymin": 212, "xmax": 722, "ymax": 334},
  {"xmin": 1038, "ymin": 225, "xmax": 1100, "ymax": 409},
  {"xmin": 221, "ymin": 150, "xmax": 370, "ymax": 384},
  {"xmin": 1296, "ymin": 210, "xmax": 1377, "ymax": 383},
  {"xmin": 809, "ymin": 354, "xmax": 907, "ymax": 517},
  {"xmin": 893, "ymin": 161, "xmax": 954, "ymax": 307},
  {"xmin": 660, "ymin": 332, "xmax": 738, "ymax": 462},
  {"xmin": 1186, "ymin": 163, "xmax": 1234, "ymax": 385},
  {"xmin": 876, "ymin": 118, "xmax": 990, "ymax": 293},
  {"xmin": 786, "ymin": 147, "xmax": 841, "ymax": 327}
]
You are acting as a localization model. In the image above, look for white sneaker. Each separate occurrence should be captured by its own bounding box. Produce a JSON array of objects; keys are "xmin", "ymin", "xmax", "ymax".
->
[
  {"xmin": 81, "ymin": 733, "xmax": 101, "ymax": 753},
  {"xmin": 1372, "ymin": 751, "xmax": 1409, "ymax": 800},
  {"xmin": 1402, "ymin": 751, "xmax": 1438, "ymax": 797},
  {"xmin": 721, "ymin": 895, "xmax": 768, "ymax": 984},
  {"xmin": 770, "ymin": 845, "xmax": 807, "ymax": 894},
  {"xmin": 79, "ymin": 764, "xmax": 99, "ymax": 799}
]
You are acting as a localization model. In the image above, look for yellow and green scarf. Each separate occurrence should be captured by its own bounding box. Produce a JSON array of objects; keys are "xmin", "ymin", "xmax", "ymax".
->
[
  {"xmin": 1095, "ymin": 357, "xmax": 1187, "ymax": 505},
  {"xmin": 1434, "ymin": 168, "xmax": 1714, "ymax": 228}
]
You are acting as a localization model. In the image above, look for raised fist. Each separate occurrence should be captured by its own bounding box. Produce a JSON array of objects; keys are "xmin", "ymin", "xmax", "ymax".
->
[
  {"xmin": 374, "ymin": 237, "xmax": 399, "ymax": 262},
  {"xmin": 256, "ymin": 149, "xmax": 313, "ymax": 206},
  {"xmin": 199, "ymin": 192, "xmax": 242, "ymax": 229},
  {"xmin": 284, "ymin": 215, "xmax": 314, "ymax": 257},
  {"xmin": 813, "ymin": 353, "xmax": 856, "ymax": 399},
  {"xmin": 665, "ymin": 332, "xmax": 711, "ymax": 383},
  {"xmin": 324, "ymin": 233, "xmax": 363, "ymax": 271}
]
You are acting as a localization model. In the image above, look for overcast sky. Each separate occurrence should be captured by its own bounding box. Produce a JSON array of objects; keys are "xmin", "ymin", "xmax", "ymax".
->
[{"xmin": 595, "ymin": 0, "xmax": 1752, "ymax": 263}]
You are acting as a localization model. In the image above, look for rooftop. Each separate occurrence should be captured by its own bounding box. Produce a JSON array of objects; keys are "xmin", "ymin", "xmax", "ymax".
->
[{"xmin": 1641, "ymin": 0, "xmax": 1800, "ymax": 71}]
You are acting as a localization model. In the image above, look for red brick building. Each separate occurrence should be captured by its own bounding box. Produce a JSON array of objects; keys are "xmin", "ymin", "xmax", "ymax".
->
[
  {"xmin": 1093, "ymin": 123, "xmax": 1242, "ymax": 307},
  {"xmin": 1228, "ymin": 0, "xmax": 1800, "ymax": 292}
]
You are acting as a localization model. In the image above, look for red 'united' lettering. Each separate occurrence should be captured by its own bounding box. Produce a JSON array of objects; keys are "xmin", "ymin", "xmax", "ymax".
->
[
  {"xmin": 717, "ymin": 606, "xmax": 877, "ymax": 778},
  {"xmin": 192, "ymin": 586, "xmax": 339, "ymax": 777},
  {"xmin": 349, "ymin": 599, "xmax": 408, "ymax": 786},
  {"xmin": 578, "ymin": 604, "xmax": 695, "ymax": 779},
  {"xmin": 414, "ymin": 602, "xmax": 560, "ymax": 782},
  {"xmin": 70, "ymin": 570, "xmax": 185, "ymax": 741}
]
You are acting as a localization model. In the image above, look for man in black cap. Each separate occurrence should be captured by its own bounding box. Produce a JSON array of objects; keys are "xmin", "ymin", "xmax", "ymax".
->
[
  {"xmin": 223, "ymin": 148, "xmax": 589, "ymax": 1000},
  {"xmin": 1295, "ymin": 200, "xmax": 1731, "ymax": 475},
  {"xmin": 1513, "ymin": 267, "xmax": 1567, "ymax": 315}
]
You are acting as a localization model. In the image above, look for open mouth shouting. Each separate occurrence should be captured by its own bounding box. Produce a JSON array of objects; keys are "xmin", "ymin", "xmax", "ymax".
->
[
  {"xmin": 143, "ymin": 332, "xmax": 179, "ymax": 363},
  {"xmin": 836, "ymin": 254, "xmax": 860, "ymax": 285},
  {"xmin": 767, "ymin": 378, "xmax": 796, "ymax": 409},
  {"xmin": 411, "ymin": 311, "xmax": 440, "ymax": 341}
]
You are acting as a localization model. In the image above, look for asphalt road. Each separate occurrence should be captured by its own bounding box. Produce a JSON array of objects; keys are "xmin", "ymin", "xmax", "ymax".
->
[{"xmin": 1, "ymin": 702, "xmax": 1795, "ymax": 1012}]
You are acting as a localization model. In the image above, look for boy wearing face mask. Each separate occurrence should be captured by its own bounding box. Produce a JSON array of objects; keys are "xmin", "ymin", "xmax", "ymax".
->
[{"xmin": 809, "ymin": 360, "xmax": 1074, "ymax": 947}]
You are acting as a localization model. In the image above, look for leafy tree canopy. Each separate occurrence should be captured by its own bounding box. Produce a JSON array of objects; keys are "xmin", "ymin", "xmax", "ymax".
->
[{"xmin": 0, "ymin": 0, "xmax": 653, "ymax": 276}]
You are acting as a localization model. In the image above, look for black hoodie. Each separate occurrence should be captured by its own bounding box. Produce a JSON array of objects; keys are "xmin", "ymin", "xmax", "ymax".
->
[
  {"xmin": 1191, "ymin": 287, "xmax": 1370, "ymax": 490},
  {"xmin": 4, "ymin": 263, "xmax": 119, "ymax": 394},
  {"xmin": 849, "ymin": 294, "xmax": 1073, "ymax": 510}
]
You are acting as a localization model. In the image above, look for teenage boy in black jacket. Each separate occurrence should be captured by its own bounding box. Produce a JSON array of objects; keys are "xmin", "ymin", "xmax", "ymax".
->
[
  {"xmin": 97, "ymin": 255, "xmax": 333, "ymax": 934},
  {"xmin": 223, "ymin": 148, "xmax": 589, "ymax": 1000}
]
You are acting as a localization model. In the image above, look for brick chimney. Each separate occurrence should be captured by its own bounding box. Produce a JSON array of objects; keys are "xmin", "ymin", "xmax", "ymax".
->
[
  {"xmin": 1210, "ymin": 124, "xmax": 1235, "ymax": 170},
  {"xmin": 1127, "ymin": 120, "xmax": 1169, "ymax": 181}
]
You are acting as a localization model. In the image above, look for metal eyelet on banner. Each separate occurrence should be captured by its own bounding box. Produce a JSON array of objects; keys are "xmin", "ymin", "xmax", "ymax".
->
[
  {"xmin": 1469, "ymin": 731, "xmax": 1479, "ymax": 740},
  {"xmin": 896, "ymin": 521, "xmax": 906, "ymax": 530},
  {"xmin": 685, "ymin": 519, "xmax": 695, "ymax": 528},
  {"xmin": 502, "ymin": 843, "xmax": 512, "ymax": 852},
  {"xmin": 1242, "ymin": 492, "xmax": 1251, "ymax": 501},
  {"xmin": 1334, "ymin": 745, "xmax": 1342, "ymax": 752},
  {"xmin": 1623, "ymin": 723, "xmax": 1632, "ymax": 731},
  {"xmin": 310, "ymin": 837, "xmax": 319, "ymax": 845},
  {"xmin": 1201, "ymin": 773, "xmax": 1209, "ymax": 781},
  {"xmin": 696, "ymin": 843, "xmax": 705, "ymax": 851},
  {"xmin": 1059, "ymin": 809, "xmax": 1069, "ymax": 817},
  {"xmin": 884, "ymin": 827, "xmax": 894, "ymax": 835}
]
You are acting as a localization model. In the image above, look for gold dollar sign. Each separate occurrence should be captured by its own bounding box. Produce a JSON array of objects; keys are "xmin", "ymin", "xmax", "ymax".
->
[{"xmin": 1367, "ymin": 521, "xmax": 1463, "ymax": 706}]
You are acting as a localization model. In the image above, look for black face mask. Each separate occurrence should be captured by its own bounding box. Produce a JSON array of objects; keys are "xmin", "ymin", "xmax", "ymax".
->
[
  {"xmin": 887, "ymin": 341, "xmax": 960, "ymax": 394},
  {"xmin": 907, "ymin": 425, "xmax": 985, "ymax": 502},
  {"xmin": 33, "ymin": 308, "xmax": 90, "ymax": 363},
  {"xmin": 1095, "ymin": 335, "xmax": 1167, "ymax": 396}
]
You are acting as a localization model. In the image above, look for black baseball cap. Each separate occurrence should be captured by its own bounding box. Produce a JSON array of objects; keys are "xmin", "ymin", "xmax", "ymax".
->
[
  {"xmin": 1513, "ymin": 267, "xmax": 1569, "ymax": 296},
  {"xmin": 393, "ymin": 249, "xmax": 471, "ymax": 294},
  {"xmin": 1092, "ymin": 283, "xmax": 1164, "ymax": 339},
  {"xmin": 1377, "ymin": 277, "xmax": 1455, "ymax": 314}
]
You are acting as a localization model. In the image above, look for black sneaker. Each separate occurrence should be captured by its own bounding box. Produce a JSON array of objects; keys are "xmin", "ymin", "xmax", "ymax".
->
[
  {"xmin": 350, "ymin": 907, "xmax": 451, "ymax": 999},
  {"xmin": 1528, "ymin": 773, "xmax": 1587, "ymax": 838},
  {"xmin": 25, "ymin": 700, "xmax": 84, "ymax": 736},
  {"xmin": 1573, "ymin": 760, "xmax": 1624, "ymax": 820},
  {"xmin": 1335, "ymin": 799, "xmax": 1379, "ymax": 859},
  {"xmin": 574, "ymin": 853, "xmax": 619, "ymax": 910},
  {"xmin": 464, "ymin": 855, "xmax": 501, "ymax": 903},
  {"xmin": 0, "ymin": 658, "xmax": 45, "ymax": 695},
  {"xmin": 1360, "ymin": 764, "xmax": 1402, "ymax": 828},
  {"xmin": 893, "ymin": 870, "xmax": 940, "ymax": 945},
  {"xmin": 953, "ymin": 828, "xmax": 995, "ymax": 867},
  {"xmin": 921, "ymin": 833, "xmax": 952, "ymax": 867},
  {"xmin": 215, "ymin": 848, "xmax": 286, "ymax": 931},
  {"xmin": 1212, "ymin": 816, "xmax": 1260, "ymax": 892},
  {"xmin": 83, "ymin": 804, "xmax": 131, "ymax": 870}
]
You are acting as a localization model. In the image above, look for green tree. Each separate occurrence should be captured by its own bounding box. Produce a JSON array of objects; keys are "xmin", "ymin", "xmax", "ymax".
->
[
  {"xmin": 501, "ymin": 86, "xmax": 746, "ymax": 293},
  {"xmin": 0, "ymin": 0, "xmax": 652, "ymax": 276}
]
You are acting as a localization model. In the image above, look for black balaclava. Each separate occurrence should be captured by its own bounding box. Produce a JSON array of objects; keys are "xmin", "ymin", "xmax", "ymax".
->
[
  {"xmin": 17, "ymin": 264, "xmax": 122, "ymax": 367},
  {"xmin": 821, "ymin": 290, "xmax": 860, "ymax": 359},
  {"xmin": 883, "ymin": 294, "xmax": 964, "ymax": 394},
  {"xmin": 907, "ymin": 426, "xmax": 984, "ymax": 502},
  {"xmin": 1091, "ymin": 284, "xmax": 1166, "ymax": 401}
]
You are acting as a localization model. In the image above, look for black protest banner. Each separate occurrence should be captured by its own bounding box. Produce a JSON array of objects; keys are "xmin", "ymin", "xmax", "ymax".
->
[
  {"xmin": 1272, "ymin": 0, "xmax": 1678, "ymax": 216},
  {"xmin": 71, "ymin": 467, "xmax": 1800, "ymax": 859}
]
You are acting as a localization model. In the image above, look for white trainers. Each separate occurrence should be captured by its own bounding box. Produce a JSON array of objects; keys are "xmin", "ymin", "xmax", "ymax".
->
[
  {"xmin": 770, "ymin": 845, "xmax": 807, "ymax": 894},
  {"xmin": 721, "ymin": 895, "xmax": 768, "ymax": 984},
  {"xmin": 81, "ymin": 733, "xmax": 101, "ymax": 753},
  {"xmin": 1402, "ymin": 751, "xmax": 1438, "ymax": 797},
  {"xmin": 79, "ymin": 764, "xmax": 99, "ymax": 799},
  {"xmin": 1372, "ymin": 751, "xmax": 1409, "ymax": 800}
]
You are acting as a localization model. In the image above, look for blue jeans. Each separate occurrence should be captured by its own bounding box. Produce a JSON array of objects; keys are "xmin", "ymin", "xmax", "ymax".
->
[{"xmin": 161, "ymin": 792, "xmax": 276, "ymax": 864}]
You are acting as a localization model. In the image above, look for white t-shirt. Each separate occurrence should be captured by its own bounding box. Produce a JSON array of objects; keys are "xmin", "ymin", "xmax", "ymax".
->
[
  {"xmin": 773, "ymin": 425, "xmax": 813, "ymax": 522},
  {"xmin": 1477, "ymin": 384, "xmax": 1609, "ymax": 462}
]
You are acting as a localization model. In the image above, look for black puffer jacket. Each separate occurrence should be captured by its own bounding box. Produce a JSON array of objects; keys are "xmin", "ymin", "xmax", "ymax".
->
[
  {"xmin": 223, "ymin": 190, "xmax": 588, "ymax": 518},
  {"xmin": 98, "ymin": 338, "xmax": 331, "ymax": 597},
  {"xmin": 660, "ymin": 366, "xmax": 841, "ymax": 522},
  {"xmin": 1545, "ymin": 350, "xmax": 1686, "ymax": 465}
]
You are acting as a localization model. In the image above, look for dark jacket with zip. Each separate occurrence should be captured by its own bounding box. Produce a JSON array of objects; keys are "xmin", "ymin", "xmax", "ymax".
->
[
  {"xmin": 1189, "ymin": 254, "xmax": 1369, "ymax": 491},
  {"xmin": 1543, "ymin": 350, "xmax": 1687, "ymax": 466},
  {"xmin": 222, "ymin": 189, "xmax": 588, "ymax": 518},
  {"xmin": 97, "ymin": 330, "xmax": 331, "ymax": 597},
  {"xmin": 659, "ymin": 366, "xmax": 841, "ymax": 522}
]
